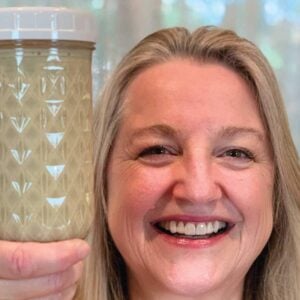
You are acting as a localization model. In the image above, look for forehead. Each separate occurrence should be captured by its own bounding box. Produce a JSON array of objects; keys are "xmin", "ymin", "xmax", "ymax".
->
[
  {"xmin": 126, "ymin": 58, "xmax": 251, "ymax": 90},
  {"xmin": 121, "ymin": 59, "xmax": 263, "ymax": 131}
]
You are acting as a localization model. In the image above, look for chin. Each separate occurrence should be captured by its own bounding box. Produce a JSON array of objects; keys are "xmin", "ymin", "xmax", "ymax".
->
[{"xmin": 154, "ymin": 264, "xmax": 227, "ymax": 298}]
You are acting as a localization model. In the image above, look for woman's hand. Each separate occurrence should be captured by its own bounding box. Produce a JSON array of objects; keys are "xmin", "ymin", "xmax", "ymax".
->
[{"xmin": 0, "ymin": 239, "xmax": 90, "ymax": 299}]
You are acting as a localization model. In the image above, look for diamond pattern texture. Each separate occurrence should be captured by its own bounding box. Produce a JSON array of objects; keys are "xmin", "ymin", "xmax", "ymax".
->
[{"xmin": 0, "ymin": 46, "xmax": 93, "ymax": 241}]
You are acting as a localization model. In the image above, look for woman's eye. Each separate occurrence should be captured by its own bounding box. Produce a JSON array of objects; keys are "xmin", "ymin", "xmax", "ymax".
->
[
  {"xmin": 222, "ymin": 148, "xmax": 254, "ymax": 160},
  {"xmin": 137, "ymin": 145, "xmax": 177, "ymax": 165},
  {"xmin": 139, "ymin": 145, "xmax": 171, "ymax": 157}
]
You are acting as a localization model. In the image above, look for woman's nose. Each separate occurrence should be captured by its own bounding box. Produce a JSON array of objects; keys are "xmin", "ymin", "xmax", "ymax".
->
[{"xmin": 171, "ymin": 157, "xmax": 222, "ymax": 204}]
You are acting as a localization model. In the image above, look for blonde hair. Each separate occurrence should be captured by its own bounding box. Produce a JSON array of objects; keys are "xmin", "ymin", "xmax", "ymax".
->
[{"xmin": 77, "ymin": 26, "xmax": 300, "ymax": 300}]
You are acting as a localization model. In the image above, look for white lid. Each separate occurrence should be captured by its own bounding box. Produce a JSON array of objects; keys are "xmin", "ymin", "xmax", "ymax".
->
[{"xmin": 0, "ymin": 7, "xmax": 97, "ymax": 42}]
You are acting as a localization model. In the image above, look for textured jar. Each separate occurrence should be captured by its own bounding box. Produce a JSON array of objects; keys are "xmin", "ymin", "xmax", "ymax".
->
[{"xmin": 0, "ymin": 7, "xmax": 95, "ymax": 241}]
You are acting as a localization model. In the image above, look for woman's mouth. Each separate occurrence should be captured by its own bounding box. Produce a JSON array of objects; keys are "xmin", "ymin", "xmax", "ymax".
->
[{"xmin": 154, "ymin": 220, "xmax": 230, "ymax": 240}]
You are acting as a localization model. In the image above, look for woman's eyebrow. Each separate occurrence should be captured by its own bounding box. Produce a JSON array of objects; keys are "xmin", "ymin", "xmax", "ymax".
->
[
  {"xmin": 128, "ymin": 124, "xmax": 265, "ymax": 142},
  {"xmin": 218, "ymin": 126, "xmax": 266, "ymax": 141},
  {"xmin": 130, "ymin": 124, "xmax": 178, "ymax": 140}
]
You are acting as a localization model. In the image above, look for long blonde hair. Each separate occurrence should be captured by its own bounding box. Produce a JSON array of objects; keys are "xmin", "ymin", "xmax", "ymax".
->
[{"xmin": 77, "ymin": 26, "xmax": 300, "ymax": 300}]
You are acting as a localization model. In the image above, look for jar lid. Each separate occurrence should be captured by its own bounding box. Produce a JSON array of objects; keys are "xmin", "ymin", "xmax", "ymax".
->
[{"xmin": 0, "ymin": 7, "xmax": 97, "ymax": 42}]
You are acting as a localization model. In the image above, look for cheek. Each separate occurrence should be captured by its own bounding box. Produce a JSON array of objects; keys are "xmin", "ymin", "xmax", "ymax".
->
[
  {"xmin": 245, "ymin": 171, "xmax": 273, "ymax": 217},
  {"xmin": 224, "ymin": 167, "xmax": 274, "ymax": 239},
  {"xmin": 107, "ymin": 164, "xmax": 169, "ymax": 228},
  {"xmin": 107, "ymin": 165, "xmax": 170, "ymax": 262}
]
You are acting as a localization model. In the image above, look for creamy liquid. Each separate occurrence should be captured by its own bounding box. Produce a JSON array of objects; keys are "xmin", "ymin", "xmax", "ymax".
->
[{"xmin": 0, "ymin": 44, "xmax": 94, "ymax": 241}]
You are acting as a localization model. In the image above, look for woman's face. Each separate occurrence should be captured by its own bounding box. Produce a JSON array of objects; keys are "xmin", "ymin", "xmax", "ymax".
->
[{"xmin": 107, "ymin": 60, "xmax": 274, "ymax": 299}]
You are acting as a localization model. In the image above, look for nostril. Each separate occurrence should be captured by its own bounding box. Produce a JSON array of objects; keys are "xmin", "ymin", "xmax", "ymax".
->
[{"xmin": 172, "ymin": 180, "xmax": 222, "ymax": 204}]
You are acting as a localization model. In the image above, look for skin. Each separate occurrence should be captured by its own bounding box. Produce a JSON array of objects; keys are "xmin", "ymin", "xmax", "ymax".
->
[
  {"xmin": 0, "ymin": 239, "xmax": 89, "ymax": 299},
  {"xmin": 107, "ymin": 60, "xmax": 274, "ymax": 300}
]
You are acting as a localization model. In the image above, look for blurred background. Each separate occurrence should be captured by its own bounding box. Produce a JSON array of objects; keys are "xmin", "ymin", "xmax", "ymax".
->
[{"xmin": 0, "ymin": 0, "xmax": 299, "ymax": 151}]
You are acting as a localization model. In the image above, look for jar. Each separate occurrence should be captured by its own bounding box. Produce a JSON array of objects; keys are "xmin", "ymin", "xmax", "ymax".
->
[{"xmin": 0, "ymin": 7, "xmax": 95, "ymax": 241}]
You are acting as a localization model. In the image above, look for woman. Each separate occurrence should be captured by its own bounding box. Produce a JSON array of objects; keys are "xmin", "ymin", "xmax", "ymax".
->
[
  {"xmin": 78, "ymin": 26, "xmax": 300, "ymax": 299},
  {"xmin": 0, "ymin": 26, "xmax": 299, "ymax": 299}
]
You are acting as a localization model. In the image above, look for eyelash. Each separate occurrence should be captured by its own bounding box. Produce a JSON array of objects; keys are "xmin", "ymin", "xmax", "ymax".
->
[
  {"xmin": 220, "ymin": 148, "xmax": 255, "ymax": 160},
  {"xmin": 139, "ymin": 145, "xmax": 174, "ymax": 157}
]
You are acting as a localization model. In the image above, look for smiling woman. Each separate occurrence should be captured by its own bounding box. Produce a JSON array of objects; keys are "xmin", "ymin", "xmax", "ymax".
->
[
  {"xmin": 74, "ymin": 26, "xmax": 300, "ymax": 300},
  {"xmin": 104, "ymin": 59, "xmax": 274, "ymax": 300}
]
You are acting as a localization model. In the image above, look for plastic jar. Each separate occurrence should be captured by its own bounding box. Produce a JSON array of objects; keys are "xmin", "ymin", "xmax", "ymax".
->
[{"xmin": 0, "ymin": 7, "xmax": 96, "ymax": 241}]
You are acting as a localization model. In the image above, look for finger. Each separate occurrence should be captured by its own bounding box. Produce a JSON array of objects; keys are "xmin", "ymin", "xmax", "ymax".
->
[
  {"xmin": 31, "ymin": 284, "xmax": 77, "ymax": 300},
  {"xmin": 0, "ymin": 261, "xmax": 82, "ymax": 300},
  {"xmin": 0, "ymin": 239, "xmax": 90, "ymax": 279}
]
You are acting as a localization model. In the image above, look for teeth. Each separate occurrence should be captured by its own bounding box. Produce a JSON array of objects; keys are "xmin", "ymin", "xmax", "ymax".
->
[
  {"xmin": 196, "ymin": 223, "xmax": 206, "ymax": 235},
  {"xmin": 170, "ymin": 221, "xmax": 177, "ymax": 233},
  {"xmin": 185, "ymin": 223, "xmax": 196, "ymax": 235},
  {"xmin": 159, "ymin": 220, "xmax": 227, "ymax": 236},
  {"xmin": 207, "ymin": 222, "xmax": 214, "ymax": 234},
  {"xmin": 178, "ymin": 221, "xmax": 185, "ymax": 234},
  {"xmin": 213, "ymin": 221, "xmax": 220, "ymax": 233}
]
